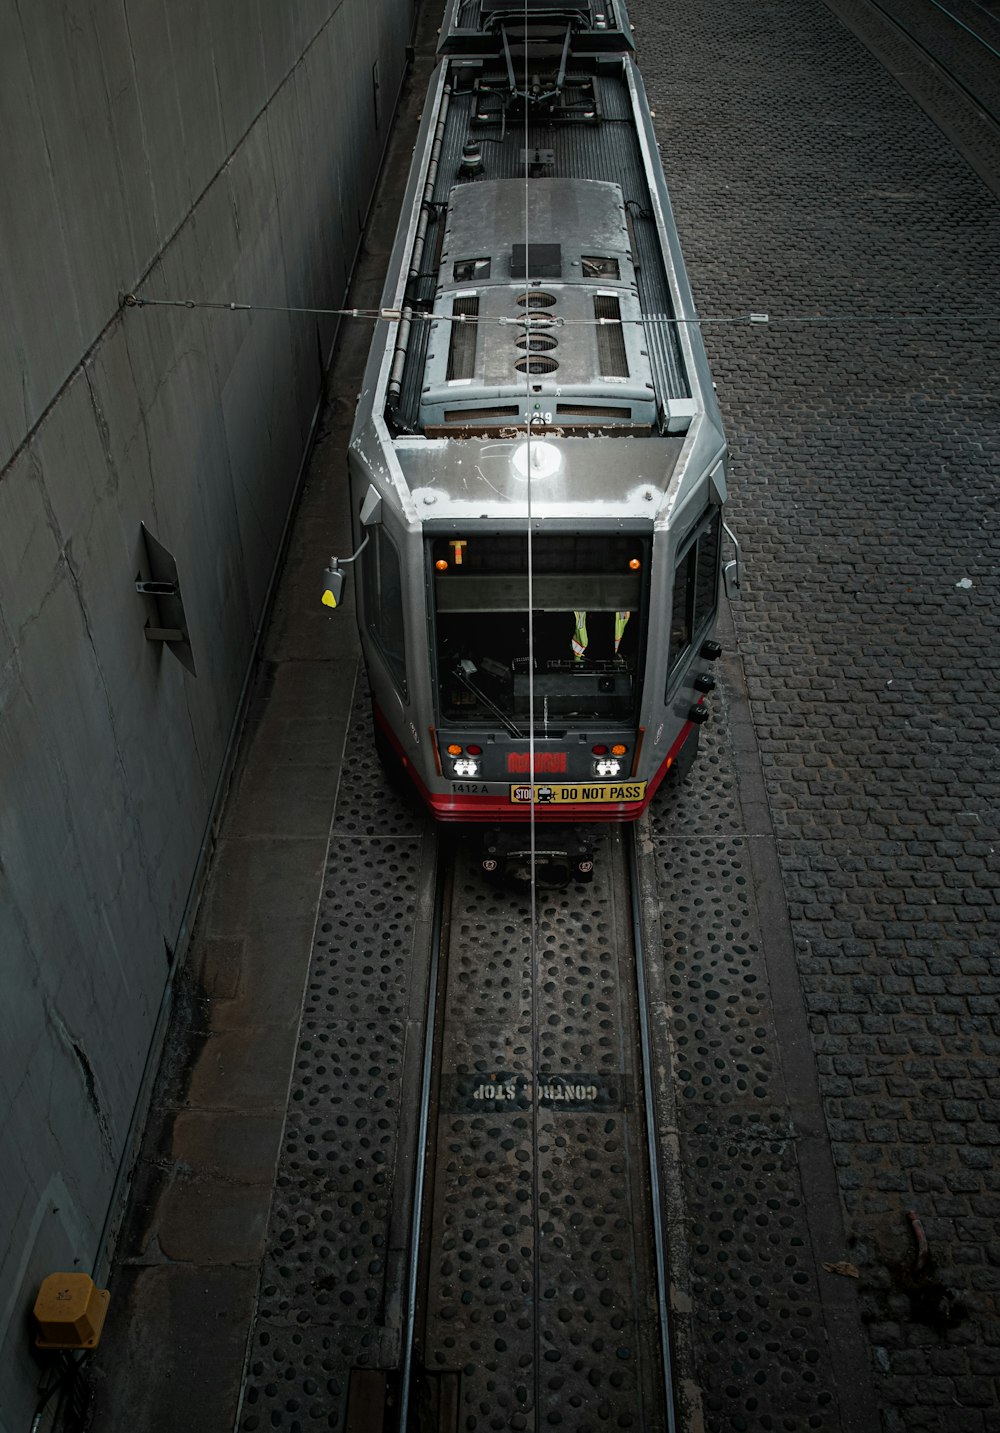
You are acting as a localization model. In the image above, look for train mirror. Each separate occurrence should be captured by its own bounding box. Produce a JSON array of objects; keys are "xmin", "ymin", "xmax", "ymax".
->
[
  {"xmin": 321, "ymin": 564, "xmax": 345, "ymax": 609},
  {"xmin": 320, "ymin": 526, "xmax": 372, "ymax": 611},
  {"xmin": 321, "ymin": 490, "xmax": 382, "ymax": 612}
]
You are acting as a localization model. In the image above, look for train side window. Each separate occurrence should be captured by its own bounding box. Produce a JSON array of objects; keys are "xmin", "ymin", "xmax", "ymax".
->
[
  {"xmin": 693, "ymin": 511, "xmax": 721, "ymax": 634},
  {"xmin": 363, "ymin": 528, "xmax": 407, "ymax": 698},
  {"xmin": 666, "ymin": 510, "xmax": 721, "ymax": 692},
  {"xmin": 667, "ymin": 546, "xmax": 696, "ymax": 678}
]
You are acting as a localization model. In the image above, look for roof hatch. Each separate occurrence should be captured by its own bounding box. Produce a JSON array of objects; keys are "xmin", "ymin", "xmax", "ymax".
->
[{"xmin": 419, "ymin": 179, "xmax": 658, "ymax": 432}]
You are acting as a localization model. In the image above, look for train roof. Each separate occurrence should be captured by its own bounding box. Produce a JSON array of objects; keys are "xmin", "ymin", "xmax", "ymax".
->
[
  {"xmin": 437, "ymin": 0, "xmax": 635, "ymax": 56},
  {"xmin": 350, "ymin": 26, "xmax": 725, "ymax": 528},
  {"xmin": 420, "ymin": 179, "xmax": 659, "ymax": 433}
]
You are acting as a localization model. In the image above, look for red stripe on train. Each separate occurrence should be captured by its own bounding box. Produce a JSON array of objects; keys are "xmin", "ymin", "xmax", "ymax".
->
[{"xmin": 372, "ymin": 702, "xmax": 693, "ymax": 824}]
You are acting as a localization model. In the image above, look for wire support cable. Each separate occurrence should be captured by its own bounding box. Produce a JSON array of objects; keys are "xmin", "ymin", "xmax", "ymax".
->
[{"xmin": 121, "ymin": 294, "xmax": 1000, "ymax": 327}]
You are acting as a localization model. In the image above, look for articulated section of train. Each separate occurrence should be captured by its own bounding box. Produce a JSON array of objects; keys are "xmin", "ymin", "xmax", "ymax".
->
[{"xmin": 335, "ymin": 0, "xmax": 735, "ymax": 848}]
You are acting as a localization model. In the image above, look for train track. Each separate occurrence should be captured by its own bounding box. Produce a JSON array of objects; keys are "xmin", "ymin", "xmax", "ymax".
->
[
  {"xmin": 861, "ymin": 0, "xmax": 1000, "ymax": 125},
  {"xmin": 392, "ymin": 828, "xmax": 678, "ymax": 1432}
]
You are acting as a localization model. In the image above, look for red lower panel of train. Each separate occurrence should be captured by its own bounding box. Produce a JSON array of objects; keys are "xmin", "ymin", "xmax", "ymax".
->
[{"xmin": 372, "ymin": 703, "xmax": 694, "ymax": 824}]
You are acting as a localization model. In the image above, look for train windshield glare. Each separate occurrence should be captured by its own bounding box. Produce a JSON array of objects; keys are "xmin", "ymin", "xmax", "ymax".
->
[{"xmin": 431, "ymin": 534, "xmax": 648, "ymax": 726}]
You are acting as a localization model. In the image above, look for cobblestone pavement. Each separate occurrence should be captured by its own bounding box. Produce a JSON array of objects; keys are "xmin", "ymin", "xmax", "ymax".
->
[
  {"xmin": 646, "ymin": 694, "xmax": 863, "ymax": 1432},
  {"xmin": 634, "ymin": 0, "xmax": 1000, "ymax": 1427},
  {"xmin": 238, "ymin": 682, "xmax": 434, "ymax": 1432}
]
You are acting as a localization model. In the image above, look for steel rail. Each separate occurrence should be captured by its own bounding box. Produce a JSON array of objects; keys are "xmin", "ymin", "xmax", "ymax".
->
[
  {"xmin": 862, "ymin": 0, "xmax": 1000, "ymax": 129},
  {"xmin": 396, "ymin": 840, "xmax": 446, "ymax": 1433},
  {"xmin": 395, "ymin": 834, "xmax": 680, "ymax": 1430},
  {"xmin": 918, "ymin": 0, "xmax": 1000, "ymax": 59},
  {"xmin": 627, "ymin": 826, "xmax": 678, "ymax": 1433}
]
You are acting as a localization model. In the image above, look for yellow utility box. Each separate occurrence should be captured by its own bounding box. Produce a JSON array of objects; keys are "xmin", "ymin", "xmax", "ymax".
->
[{"xmin": 33, "ymin": 1273, "xmax": 110, "ymax": 1350}]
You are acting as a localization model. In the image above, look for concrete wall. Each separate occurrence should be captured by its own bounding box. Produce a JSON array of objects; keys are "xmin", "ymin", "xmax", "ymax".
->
[{"xmin": 0, "ymin": 1, "xmax": 414, "ymax": 1423}]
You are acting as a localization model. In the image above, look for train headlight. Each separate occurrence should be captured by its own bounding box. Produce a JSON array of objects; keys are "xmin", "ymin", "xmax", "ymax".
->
[
  {"xmin": 453, "ymin": 757, "xmax": 480, "ymax": 777},
  {"xmin": 595, "ymin": 758, "xmax": 621, "ymax": 777}
]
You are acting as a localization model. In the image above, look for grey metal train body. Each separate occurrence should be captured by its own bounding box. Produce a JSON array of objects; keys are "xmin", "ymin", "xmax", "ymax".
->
[{"xmin": 337, "ymin": 0, "xmax": 734, "ymax": 834}]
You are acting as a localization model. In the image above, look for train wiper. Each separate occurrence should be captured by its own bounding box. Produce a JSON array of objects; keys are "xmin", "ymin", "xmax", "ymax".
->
[{"xmin": 453, "ymin": 660, "xmax": 523, "ymax": 739}]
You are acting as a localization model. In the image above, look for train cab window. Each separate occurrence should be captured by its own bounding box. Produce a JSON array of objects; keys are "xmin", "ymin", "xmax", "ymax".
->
[
  {"xmin": 666, "ymin": 509, "xmax": 721, "ymax": 692},
  {"xmin": 363, "ymin": 528, "xmax": 407, "ymax": 697},
  {"xmin": 429, "ymin": 533, "xmax": 648, "ymax": 727}
]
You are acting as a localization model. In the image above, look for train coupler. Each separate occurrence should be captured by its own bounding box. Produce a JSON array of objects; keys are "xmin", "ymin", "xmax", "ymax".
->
[{"xmin": 479, "ymin": 826, "xmax": 594, "ymax": 888}]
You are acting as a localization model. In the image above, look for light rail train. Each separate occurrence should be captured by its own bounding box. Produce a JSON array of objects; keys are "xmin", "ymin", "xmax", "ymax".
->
[{"xmin": 327, "ymin": 0, "xmax": 737, "ymax": 878}]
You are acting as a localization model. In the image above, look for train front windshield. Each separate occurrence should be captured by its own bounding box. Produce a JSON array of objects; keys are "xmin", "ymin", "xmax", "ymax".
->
[{"xmin": 430, "ymin": 534, "xmax": 648, "ymax": 727}]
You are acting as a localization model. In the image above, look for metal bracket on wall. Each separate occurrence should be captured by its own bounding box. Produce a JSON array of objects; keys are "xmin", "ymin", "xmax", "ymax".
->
[{"xmin": 135, "ymin": 523, "xmax": 197, "ymax": 676}]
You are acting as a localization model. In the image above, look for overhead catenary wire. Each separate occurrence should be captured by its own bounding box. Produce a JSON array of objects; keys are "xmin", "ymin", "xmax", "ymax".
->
[{"xmin": 521, "ymin": 2, "xmax": 543, "ymax": 1426}]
